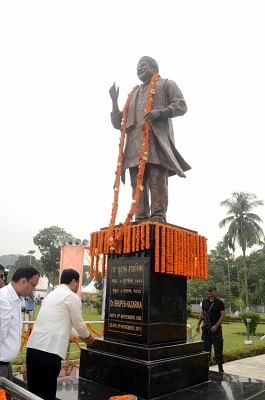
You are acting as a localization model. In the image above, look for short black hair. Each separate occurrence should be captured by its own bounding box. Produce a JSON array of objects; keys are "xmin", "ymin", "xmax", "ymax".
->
[
  {"xmin": 207, "ymin": 284, "xmax": 217, "ymax": 291},
  {"xmin": 12, "ymin": 266, "xmax": 40, "ymax": 282},
  {"xmin": 60, "ymin": 268, "xmax": 79, "ymax": 284},
  {"xmin": 0, "ymin": 264, "xmax": 5, "ymax": 272}
]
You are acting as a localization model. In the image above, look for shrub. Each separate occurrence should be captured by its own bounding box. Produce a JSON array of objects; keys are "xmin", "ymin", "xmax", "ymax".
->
[
  {"xmin": 240, "ymin": 312, "xmax": 261, "ymax": 335},
  {"xmin": 91, "ymin": 293, "xmax": 103, "ymax": 315},
  {"xmin": 209, "ymin": 342, "xmax": 265, "ymax": 365}
]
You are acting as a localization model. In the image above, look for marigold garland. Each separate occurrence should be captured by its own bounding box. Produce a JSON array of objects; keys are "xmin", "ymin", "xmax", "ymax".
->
[
  {"xmin": 107, "ymin": 73, "xmax": 159, "ymax": 251},
  {"xmin": 108, "ymin": 85, "xmax": 139, "ymax": 229},
  {"xmin": 89, "ymin": 73, "xmax": 208, "ymax": 281},
  {"xmin": 90, "ymin": 222, "xmax": 208, "ymax": 279}
]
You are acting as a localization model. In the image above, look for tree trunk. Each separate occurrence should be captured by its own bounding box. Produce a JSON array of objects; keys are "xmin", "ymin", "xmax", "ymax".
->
[{"xmin": 243, "ymin": 251, "xmax": 249, "ymax": 310}]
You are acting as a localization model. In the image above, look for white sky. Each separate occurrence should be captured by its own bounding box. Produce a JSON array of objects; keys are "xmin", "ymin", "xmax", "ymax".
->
[{"xmin": 1, "ymin": 0, "xmax": 265, "ymax": 257}]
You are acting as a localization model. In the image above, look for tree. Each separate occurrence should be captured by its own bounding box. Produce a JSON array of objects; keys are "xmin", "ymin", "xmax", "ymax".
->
[
  {"xmin": 208, "ymin": 239, "xmax": 235, "ymax": 313},
  {"xmin": 247, "ymin": 248, "xmax": 265, "ymax": 306},
  {"xmin": 0, "ymin": 254, "xmax": 19, "ymax": 266},
  {"xmin": 33, "ymin": 226, "xmax": 73, "ymax": 285},
  {"xmin": 219, "ymin": 192, "xmax": 264, "ymax": 309},
  {"xmin": 5, "ymin": 255, "xmax": 43, "ymax": 282},
  {"xmin": 188, "ymin": 239, "xmax": 233, "ymax": 308}
]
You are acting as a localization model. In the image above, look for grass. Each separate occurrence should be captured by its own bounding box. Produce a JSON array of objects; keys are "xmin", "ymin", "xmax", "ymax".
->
[
  {"xmin": 14, "ymin": 309, "xmax": 265, "ymax": 370},
  {"xmin": 13, "ymin": 305, "xmax": 103, "ymax": 370},
  {"xmin": 188, "ymin": 317, "xmax": 265, "ymax": 352}
]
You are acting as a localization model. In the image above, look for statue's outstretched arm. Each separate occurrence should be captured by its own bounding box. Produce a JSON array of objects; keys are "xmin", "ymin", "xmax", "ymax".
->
[
  {"xmin": 109, "ymin": 82, "xmax": 122, "ymax": 129},
  {"xmin": 109, "ymin": 82, "xmax": 120, "ymax": 114}
]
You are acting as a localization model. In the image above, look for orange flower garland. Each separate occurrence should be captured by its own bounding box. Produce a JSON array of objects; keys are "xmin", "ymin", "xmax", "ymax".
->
[
  {"xmin": 107, "ymin": 73, "xmax": 159, "ymax": 251},
  {"xmin": 90, "ymin": 222, "xmax": 208, "ymax": 279},
  {"xmin": 108, "ymin": 85, "xmax": 139, "ymax": 230},
  {"xmin": 88, "ymin": 74, "xmax": 209, "ymax": 281}
]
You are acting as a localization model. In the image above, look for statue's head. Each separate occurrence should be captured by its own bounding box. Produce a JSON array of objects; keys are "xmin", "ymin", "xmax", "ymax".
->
[{"xmin": 137, "ymin": 56, "xmax": 159, "ymax": 83}]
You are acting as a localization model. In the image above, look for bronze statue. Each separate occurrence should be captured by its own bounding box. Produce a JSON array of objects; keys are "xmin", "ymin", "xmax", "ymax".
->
[{"xmin": 109, "ymin": 56, "xmax": 191, "ymax": 223}]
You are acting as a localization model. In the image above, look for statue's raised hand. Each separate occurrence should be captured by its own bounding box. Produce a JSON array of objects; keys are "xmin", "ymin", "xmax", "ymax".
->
[{"xmin": 109, "ymin": 82, "xmax": 119, "ymax": 102}]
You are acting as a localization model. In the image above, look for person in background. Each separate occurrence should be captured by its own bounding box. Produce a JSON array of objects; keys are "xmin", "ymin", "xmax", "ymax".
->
[
  {"xmin": 25, "ymin": 294, "xmax": 35, "ymax": 320},
  {"xmin": 196, "ymin": 284, "xmax": 225, "ymax": 373},
  {"xmin": 0, "ymin": 266, "xmax": 40, "ymax": 380},
  {"xmin": 26, "ymin": 268, "xmax": 94, "ymax": 400},
  {"xmin": 0, "ymin": 264, "xmax": 6, "ymax": 288}
]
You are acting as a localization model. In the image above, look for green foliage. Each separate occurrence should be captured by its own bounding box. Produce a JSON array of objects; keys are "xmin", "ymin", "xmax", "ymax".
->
[
  {"xmin": 0, "ymin": 254, "xmax": 19, "ymax": 266},
  {"xmin": 222, "ymin": 343, "xmax": 265, "ymax": 364},
  {"xmin": 241, "ymin": 312, "xmax": 261, "ymax": 335},
  {"xmin": 219, "ymin": 192, "xmax": 264, "ymax": 254},
  {"xmin": 3, "ymin": 255, "xmax": 43, "ymax": 282},
  {"xmin": 187, "ymin": 278, "xmax": 208, "ymax": 301},
  {"xmin": 91, "ymin": 293, "xmax": 103, "ymax": 315},
  {"xmin": 33, "ymin": 226, "xmax": 73, "ymax": 284},
  {"xmin": 232, "ymin": 297, "xmax": 245, "ymax": 311},
  {"xmin": 219, "ymin": 192, "xmax": 264, "ymax": 308},
  {"xmin": 94, "ymin": 273, "xmax": 103, "ymax": 290}
]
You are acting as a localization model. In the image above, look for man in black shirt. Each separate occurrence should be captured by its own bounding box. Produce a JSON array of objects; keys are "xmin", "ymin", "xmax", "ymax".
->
[{"xmin": 196, "ymin": 284, "xmax": 225, "ymax": 372}]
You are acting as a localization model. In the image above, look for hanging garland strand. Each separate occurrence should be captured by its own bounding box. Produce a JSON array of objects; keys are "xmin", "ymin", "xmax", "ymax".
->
[
  {"xmin": 108, "ymin": 73, "xmax": 159, "ymax": 251},
  {"xmin": 109, "ymin": 85, "xmax": 139, "ymax": 229}
]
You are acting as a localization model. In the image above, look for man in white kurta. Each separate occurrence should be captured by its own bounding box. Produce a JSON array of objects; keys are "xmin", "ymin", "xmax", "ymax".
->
[{"xmin": 26, "ymin": 268, "xmax": 94, "ymax": 400}]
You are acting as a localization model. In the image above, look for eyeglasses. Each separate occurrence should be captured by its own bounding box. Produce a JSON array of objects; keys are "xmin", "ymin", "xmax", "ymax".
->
[
  {"xmin": 26, "ymin": 279, "xmax": 38, "ymax": 288},
  {"xmin": 0, "ymin": 274, "xmax": 4, "ymax": 279}
]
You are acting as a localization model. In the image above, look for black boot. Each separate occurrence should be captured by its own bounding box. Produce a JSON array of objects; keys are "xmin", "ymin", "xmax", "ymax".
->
[{"xmin": 218, "ymin": 364, "xmax": 224, "ymax": 373}]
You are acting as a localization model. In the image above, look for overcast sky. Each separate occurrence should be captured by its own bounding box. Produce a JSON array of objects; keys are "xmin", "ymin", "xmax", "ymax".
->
[{"xmin": 1, "ymin": 0, "xmax": 265, "ymax": 258}]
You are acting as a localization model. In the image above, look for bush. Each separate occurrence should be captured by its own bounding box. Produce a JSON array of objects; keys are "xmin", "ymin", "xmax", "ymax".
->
[
  {"xmin": 91, "ymin": 293, "xmax": 103, "ymax": 315},
  {"xmin": 210, "ymin": 342, "xmax": 265, "ymax": 365},
  {"xmin": 240, "ymin": 312, "xmax": 261, "ymax": 335}
]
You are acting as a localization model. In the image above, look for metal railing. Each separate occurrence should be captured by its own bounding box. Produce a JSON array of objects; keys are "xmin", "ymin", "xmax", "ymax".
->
[{"xmin": 0, "ymin": 377, "xmax": 43, "ymax": 400}]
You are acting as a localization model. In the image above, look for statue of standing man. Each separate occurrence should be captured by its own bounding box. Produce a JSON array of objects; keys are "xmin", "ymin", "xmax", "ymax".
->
[{"xmin": 109, "ymin": 56, "xmax": 191, "ymax": 223}]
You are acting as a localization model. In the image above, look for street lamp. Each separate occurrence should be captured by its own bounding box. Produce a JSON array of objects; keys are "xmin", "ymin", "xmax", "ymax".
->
[{"xmin": 27, "ymin": 250, "xmax": 35, "ymax": 265}]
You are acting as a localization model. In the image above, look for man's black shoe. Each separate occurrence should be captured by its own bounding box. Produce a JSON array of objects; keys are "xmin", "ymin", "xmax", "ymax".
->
[{"xmin": 218, "ymin": 364, "xmax": 224, "ymax": 373}]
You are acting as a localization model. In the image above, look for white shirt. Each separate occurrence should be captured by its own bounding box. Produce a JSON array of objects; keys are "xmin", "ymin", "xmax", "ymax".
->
[
  {"xmin": 0, "ymin": 283, "xmax": 22, "ymax": 361},
  {"xmin": 27, "ymin": 284, "xmax": 90, "ymax": 359}
]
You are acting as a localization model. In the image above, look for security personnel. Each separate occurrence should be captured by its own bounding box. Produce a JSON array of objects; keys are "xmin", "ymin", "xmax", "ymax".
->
[{"xmin": 196, "ymin": 284, "xmax": 225, "ymax": 372}]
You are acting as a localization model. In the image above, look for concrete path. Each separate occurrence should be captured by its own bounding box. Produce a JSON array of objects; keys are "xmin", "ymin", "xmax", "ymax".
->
[{"xmin": 210, "ymin": 354, "xmax": 265, "ymax": 381}]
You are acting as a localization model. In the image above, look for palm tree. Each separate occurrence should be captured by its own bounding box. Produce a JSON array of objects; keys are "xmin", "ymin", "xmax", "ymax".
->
[{"xmin": 219, "ymin": 192, "xmax": 264, "ymax": 309}]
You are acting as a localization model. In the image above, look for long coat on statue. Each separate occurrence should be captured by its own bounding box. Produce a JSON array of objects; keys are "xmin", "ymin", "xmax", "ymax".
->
[{"xmin": 111, "ymin": 76, "xmax": 191, "ymax": 183}]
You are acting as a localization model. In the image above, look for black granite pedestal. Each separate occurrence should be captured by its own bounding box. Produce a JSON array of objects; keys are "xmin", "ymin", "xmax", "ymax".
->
[
  {"xmin": 79, "ymin": 244, "xmax": 209, "ymax": 399},
  {"xmin": 56, "ymin": 372, "xmax": 265, "ymax": 400},
  {"xmin": 15, "ymin": 369, "xmax": 265, "ymax": 400}
]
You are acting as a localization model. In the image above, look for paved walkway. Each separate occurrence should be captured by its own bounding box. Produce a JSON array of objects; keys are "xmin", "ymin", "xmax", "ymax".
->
[{"xmin": 210, "ymin": 354, "xmax": 265, "ymax": 380}]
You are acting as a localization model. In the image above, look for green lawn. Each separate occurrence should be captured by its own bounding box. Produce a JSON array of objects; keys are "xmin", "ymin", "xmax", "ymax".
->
[
  {"xmin": 13, "ymin": 306, "xmax": 103, "ymax": 369},
  {"xmin": 14, "ymin": 311, "xmax": 265, "ymax": 370},
  {"xmin": 188, "ymin": 317, "xmax": 265, "ymax": 352}
]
